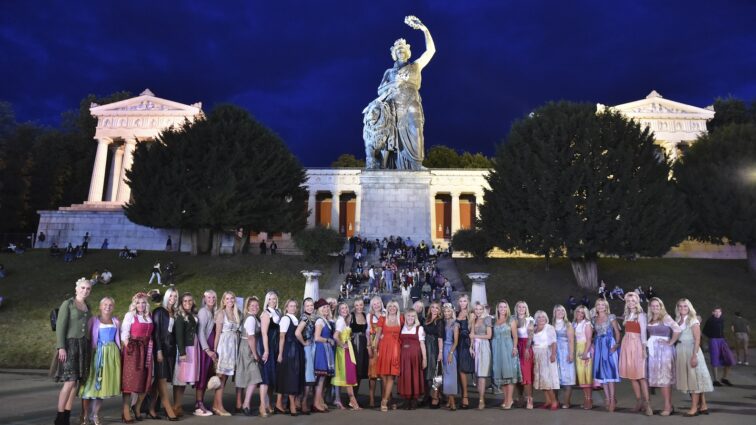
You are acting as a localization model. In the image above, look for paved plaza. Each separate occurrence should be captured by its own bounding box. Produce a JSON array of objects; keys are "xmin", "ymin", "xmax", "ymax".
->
[{"xmin": 2, "ymin": 351, "xmax": 754, "ymax": 425}]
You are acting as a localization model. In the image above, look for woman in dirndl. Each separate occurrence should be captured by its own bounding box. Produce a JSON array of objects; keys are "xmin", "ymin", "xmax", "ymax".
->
[
  {"xmin": 333, "ymin": 302, "xmax": 361, "ymax": 410},
  {"xmin": 491, "ymin": 300, "xmax": 520, "ymax": 409},
  {"xmin": 173, "ymin": 292, "xmax": 202, "ymax": 417},
  {"xmin": 295, "ymin": 298, "xmax": 316, "ymax": 414},
  {"xmin": 572, "ymin": 305, "xmax": 594, "ymax": 410},
  {"xmin": 366, "ymin": 295, "xmax": 385, "ymax": 407},
  {"xmin": 236, "ymin": 297, "xmax": 262, "ymax": 416},
  {"xmin": 120, "ymin": 292, "xmax": 154, "ymax": 423},
  {"xmin": 79, "ymin": 296, "xmax": 119, "ymax": 425},
  {"xmin": 194, "ymin": 290, "xmax": 217, "ymax": 416},
  {"xmin": 470, "ymin": 303, "xmax": 492, "ymax": 410},
  {"xmin": 424, "ymin": 302, "xmax": 444, "ymax": 408},
  {"xmin": 553, "ymin": 305, "xmax": 575, "ymax": 408},
  {"xmin": 398, "ymin": 309, "xmax": 426, "ymax": 409},
  {"xmin": 312, "ymin": 298, "xmax": 335, "ymax": 412},
  {"xmin": 277, "ymin": 299, "xmax": 305, "ymax": 414},
  {"xmin": 148, "ymin": 288, "xmax": 178, "ymax": 420},
  {"xmin": 675, "ymin": 299, "xmax": 714, "ymax": 417},
  {"xmin": 646, "ymin": 297, "xmax": 681, "ymax": 416},
  {"xmin": 258, "ymin": 291, "xmax": 282, "ymax": 416},
  {"xmin": 211, "ymin": 291, "xmax": 240, "ymax": 416},
  {"xmin": 52, "ymin": 278, "xmax": 92, "ymax": 425},
  {"xmin": 619, "ymin": 292, "xmax": 652, "ymax": 416},
  {"xmin": 514, "ymin": 300, "xmax": 535, "ymax": 409}
]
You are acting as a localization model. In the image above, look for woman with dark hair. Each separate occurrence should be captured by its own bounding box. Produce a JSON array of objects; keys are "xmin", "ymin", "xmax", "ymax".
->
[
  {"xmin": 295, "ymin": 298, "xmax": 317, "ymax": 414},
  {"xmin": 148, "ymin": 288, "xmax": 178, "ymax": 420},
  {"xmin": 173, "ymin": 292, "xmax": 201, "ymax": 417}
]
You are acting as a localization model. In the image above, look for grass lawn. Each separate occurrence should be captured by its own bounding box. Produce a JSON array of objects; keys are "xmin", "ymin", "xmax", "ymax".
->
[
  {"xmin": 0, "ymin": 250, "xmax": 333, "ymax": 368},
  {"xmin": 456, "ymin": 257, "xmax": 755, "ymax": 340}
]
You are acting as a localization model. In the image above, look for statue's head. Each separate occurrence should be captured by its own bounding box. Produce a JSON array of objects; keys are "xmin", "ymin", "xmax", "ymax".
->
[{"xmin": 390, "ymin": 38, "xmax": 411, "ymax": 62}]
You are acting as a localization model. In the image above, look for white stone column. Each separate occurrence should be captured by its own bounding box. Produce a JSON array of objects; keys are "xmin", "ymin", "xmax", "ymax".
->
[
  {"xmin": 429, "ymin": 192, "xmax": 436, "ymax": 243},
  {"xmin": 330, "ymin": 191, "xmax": 340, "ymax": 231},
  {"xmin": 87, "ymin": 138, "xmax": 110, "ymax": 203},
  {"xmin": 354, "ymin": 191, "xmax": 361, "ymax": 235},
  {"xmin": 451, "ymin": 191, "xmax": 461, "ymax": 236},
  {"xmin": 468, "ymin": 273, "xmax": 490, "ymax": 307},
  {"xmin": 116, "ymin": 138, "xmax": 137, "ymax": 203},
  {"xmin": 307, "ymin": 191, "xmax": 317, "ymax": 228},
  {"xmin": 107, "ymin": 147, "xmax": 124, "ymax": 202}
]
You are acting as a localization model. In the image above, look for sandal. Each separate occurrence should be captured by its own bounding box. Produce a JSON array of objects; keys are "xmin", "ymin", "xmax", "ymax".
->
[
  {"xmin": 526, "ymin": 397, "xmax": 534, "ymax": 410},
  {"xmin": 460, "ymin": 397, "xmax": 469, "ymax": 409},
  {"xmin": 380, "ymin": 400, "xmax": 388, "ymax": 412}
]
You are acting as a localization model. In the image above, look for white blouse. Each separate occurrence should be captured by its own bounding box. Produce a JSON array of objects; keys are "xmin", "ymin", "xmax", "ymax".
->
[
  {"xmin": 120, "ymin": 311, "xmax": 152, "ymax": 342},
  {"xmin": 533, "ymin": 324, "xmax": 556, "ymax": 348},
  {"xmin": 401, "ymin": 324, "xmax": 425, "ymax": 341},
  {"xmin": 243, "ymin": 315, "xmax": 258, "ymax": 336},
  {"xmin": 279, "ymin": 314, "xmax": 299, "ymax": 333},
  {"xmin": 516, "ymin": 316, "xmax": 534, "ymax": 338}
]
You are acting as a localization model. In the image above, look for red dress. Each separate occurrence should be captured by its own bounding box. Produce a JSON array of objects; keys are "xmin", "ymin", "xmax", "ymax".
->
[
  {"xmin": 398, "ymin": 326, "xmax": 425, "ymax": 398},
  {"xmin": 375, "ymin": 316, "xmax": 403, "ymax": 376},
  {"xmin": 121, "ymin": 319, "xmax": 154, "ymax": 393}
]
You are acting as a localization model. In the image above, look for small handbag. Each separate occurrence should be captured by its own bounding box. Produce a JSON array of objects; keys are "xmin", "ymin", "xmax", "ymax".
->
[{"xmin": 431, "ymin": 360, "xmax": 443, "ymax": 390}]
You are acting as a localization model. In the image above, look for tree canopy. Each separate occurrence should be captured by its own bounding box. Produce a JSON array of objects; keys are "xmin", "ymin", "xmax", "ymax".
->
[
  {"xmin": 675, "ymin": 99, "xmax": 756, "ymax": 276},
  {"xmin": 480, "ymin": 101, "xmax": 689, "ymax": 288},
  {"xmin": 331, "ymin": 153, "xmax": 365, "ymax": 168},
  {"xmin": 422, "ymin": 145, "xmax": 493, "ymax": 168},
  {"xmin": 125, "ymin": 104, "xmax": 308, "ymax": 255}
]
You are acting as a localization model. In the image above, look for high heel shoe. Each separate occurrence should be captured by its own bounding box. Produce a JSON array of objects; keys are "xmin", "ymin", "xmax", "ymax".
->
[
  {"xmin": 478, "ymin": 399, "xmax": 485, "ymax": 410},
  {"xmin": 121, "ymin": 415, "xmax": 135, "ymax": 424},
  {"xmin": 644, "ymin": 400, "xmax": 654, "ymax": 416},
  {"xmin": 460, "ymin": 397, "xmax": 469, "ymax": 409},
  {"xmin": 583, "ymin": 398, "xmax": 593, "ymax": 410},
  {"xmin": 258, "ymin": 407, "xmax": 269, "ymax": 418},
  {"xmin": 146, "ymin": 412, "xmax": 161, "ymax": 420},
  {"xmin": 349, "ymin": 399, "xmax": 362, "ymax": 410},
  {"xmin": 380, "ymin": 400, "xmax": 388, "ymax": 412},
  {"xmin": 211, "ymin": 408, "xmax": 231, "ymax": 417},
  {"xmin": 274, "ymin": 406, "xmax": 288, "ymax": 415},
  {"xmin": 699, "ymin": 409, "xmax": 709, "ymax": 415},
  {"xmin": 526, "ymin": 397, "xmax": 533, "ymax": 410},
  {"xmin": 500, "ymin": 401, "xmax": 513, "ymax": 410},
  {"xmin": 311, "ymin": 405, "xmax": 328, "ymax": 413},
  {"xmin": 92, "ymin": 414, "xmax": 103, "ymax": 425}
]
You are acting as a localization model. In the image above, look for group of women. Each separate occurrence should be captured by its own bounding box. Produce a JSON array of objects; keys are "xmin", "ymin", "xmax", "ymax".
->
[{"xmin": 52, "ymin": 278, "xmax": 716, "ymax": 425}]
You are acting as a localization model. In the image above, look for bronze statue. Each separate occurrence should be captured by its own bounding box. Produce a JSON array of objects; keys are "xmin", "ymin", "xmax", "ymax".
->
[{"xmin": 363, "ymin": 16, "xmax": 435, "ymax": 170}]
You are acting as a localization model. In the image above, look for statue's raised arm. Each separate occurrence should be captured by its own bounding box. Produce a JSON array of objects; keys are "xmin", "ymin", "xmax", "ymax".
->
[{"xmin": 405, "ymin": 15, "xmax": 435, "ymax": 70}]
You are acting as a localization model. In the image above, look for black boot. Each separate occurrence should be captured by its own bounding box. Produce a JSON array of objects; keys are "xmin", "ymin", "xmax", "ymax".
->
[
  {"xmin": 54, "ymin": 411, "xmax": 65, "ymax": 425},
  {"xmin": 63, "ymin": 410, "xmax": 72, "ymax": 425}
]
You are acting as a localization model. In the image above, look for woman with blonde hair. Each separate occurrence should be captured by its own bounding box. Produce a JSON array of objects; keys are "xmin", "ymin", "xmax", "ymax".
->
[
  {"xmin": 173, "ymin": 293, "xmax": 201, "ymax": 417},
  {"xmin": 441, "ymin": 303, "xmax": 460, "ymax": 410},
  {"xmin": 211, "ymin": 291, "xmax": 240, "ymax": 416},
  {"xmin": 295, "ymin": 298, "xmax": 316, "ymax": 414},
  {"xmin": 375, "ymin": 300, "xmax": 403, "ymax": 411},
  {"xmin": 79, "ymin": 297, "xmax": 120, "ymax": 425},
  {"xmin": 424, "ymin": 302, "xmax": 444, "ymax": 408},
  {"xmin": 491, "ymin": 300, "xmax": 520, "ymax": 409},
  {"xmin": 398, "ymin": 309, "xmax": 427, "ymax": 409},
  {"xmin": 470, "ymin": 303, "xmax": 492, "ymax": 410},
  {"xmin": 455, "ymin": 295, "xmax": 474, "ymax": 409},
  {"xmin": 194, "ymin": 290, "xmax": 217, "ymax": 416},
  {"xmin": 592, "ymin": 298, "xmax": 620, "ymax": 412},
  {"xmin": 514, "ymin": 300, "xmax": 535, "ymax": 409},
  {"xmin": 572, "ymin": 305, "xmax": 594, "ymax": 409},
  {"xmin": 553, "ymin": 304, "xmax": 575, "ymax": 408},
  {"xmin": 277, "ymin": 299, "xmax": 304, "ymax": 414},
  {"xmin": 532, "ymin": 310, "xmax": 560, "ymax": 410},
  {"xmin": 120, "ymin": 292, "xmax": 153, "ymax": 423},
  {"xmin": 312, "ymin": 298, "xmax": 335, "ymax": 412},
  {"xmin": 259, "ymin": 291, "xmax": 282, "ymax": 416},
  {"xmin": 366, "ymin": 295, "xmax": 385, "ymax": 407},
  {"xmin": 675, "ymin": 299, "xmax": 713, "ymax": 416},
  {"xmin": 235, "ymin": 297, "xmax": 262, "ymax": 416},
  {"xmin": 148, "ymin": 288, "xmax": 179, "ymax": 420},
  {"xmin": 52, "ymin": 278, "xmax": 92, "ymax": 425},
  {"xmin": 646, "ymin": 297, "xmax": 681, "ymax": 416},
  {"xmin": 333, "ymin": 302, "xmax": 361, "ymax": 410},
  {"xmin": 619, "ymin": 291, "xmax": 652, "ymax": 415}
]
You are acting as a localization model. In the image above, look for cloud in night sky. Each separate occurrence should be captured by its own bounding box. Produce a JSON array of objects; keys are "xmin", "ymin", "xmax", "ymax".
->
[{"xmin": 1, "ymin": 0, "xmax": 754, "ymax": 166}]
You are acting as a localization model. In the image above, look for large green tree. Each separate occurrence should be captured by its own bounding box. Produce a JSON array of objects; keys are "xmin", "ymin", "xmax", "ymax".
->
[
  {"xmin": 125, "ymin": 104, "xmax": 308, "ymax": 255},
  {"xmin": 331, "ymin": 153, "xmax": 365, "ymax": 168},
  {"xmin": 423, "ymin": 145, "xmax": 493, "ymax": 168},
  {"xmin": 481, "ymin": 102, "xmax": 689, "ymax": 288},
  {"xmin": 675, "ymin": 120, "xmax": 756, "ymax": 277}
]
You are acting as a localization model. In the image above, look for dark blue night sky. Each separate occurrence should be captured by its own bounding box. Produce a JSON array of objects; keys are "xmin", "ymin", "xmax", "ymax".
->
[{"xmin": 1, "ymin": 1, "xmax": 754, "ymax": 166}]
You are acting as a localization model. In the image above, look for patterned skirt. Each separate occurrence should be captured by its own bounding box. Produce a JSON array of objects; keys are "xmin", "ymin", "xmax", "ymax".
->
[
  {"xmin": 648, "ymin": 339, "xmax": 675, "ymax": 387},
  {"xmin": 532, "ymin": 346, "xmax": 560, "ymax": 390},
  {"xmin": 50, "ymin": 337, "xmax": 90, "ymax": 383}
]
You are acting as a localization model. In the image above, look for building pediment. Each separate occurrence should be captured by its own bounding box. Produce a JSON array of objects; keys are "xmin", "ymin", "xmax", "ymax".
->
[
  {"xmin": 90, "ymin": 89, "xmax": 202, "ymax": 117},
  {"xmin": 598, "ymin": 90, "xmax": 714, "ymax": 120}
]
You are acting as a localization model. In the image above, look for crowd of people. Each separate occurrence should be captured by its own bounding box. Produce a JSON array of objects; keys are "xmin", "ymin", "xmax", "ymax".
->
[{"xmin": 51, "ymin": 272, "xmax": 749, "ymax": 425}]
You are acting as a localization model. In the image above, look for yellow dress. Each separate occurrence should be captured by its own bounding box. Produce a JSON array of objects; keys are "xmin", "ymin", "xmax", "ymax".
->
[{"xmin": 333, "ymin": 317, "xmax": 357, "ymax": 386}]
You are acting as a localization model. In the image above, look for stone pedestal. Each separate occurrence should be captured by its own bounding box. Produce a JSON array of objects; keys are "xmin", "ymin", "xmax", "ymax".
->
[
  {"xmin": 302, "ymin": 270, "xmax": 322, "ymax": 301},
  {"xmin": 467, "ymin": 272, "xmax": 490, "ymax": 307},
  {"xmin": 359, "ymin": 170, "xmax": 432, "ymax": 244}
]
